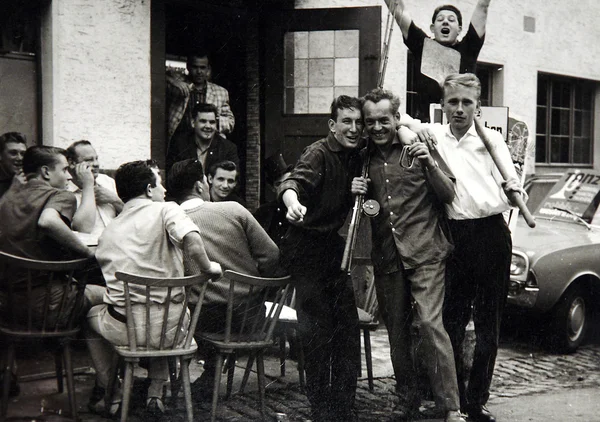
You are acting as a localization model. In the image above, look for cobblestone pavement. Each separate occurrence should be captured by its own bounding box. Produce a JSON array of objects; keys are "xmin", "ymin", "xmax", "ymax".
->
[{"xmin": 6, "ymin": 325, "xmax": 600, "ymax": 421}]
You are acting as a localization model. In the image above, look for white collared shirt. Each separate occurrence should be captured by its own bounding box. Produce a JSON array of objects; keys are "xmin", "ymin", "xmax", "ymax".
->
[
  {"xmin": 68, "ymin": 173, "xmax": 118, "ymax": 238},
  {"xmin": 429, "ymin": 123, "xmax": 516, "ymax": 220}
]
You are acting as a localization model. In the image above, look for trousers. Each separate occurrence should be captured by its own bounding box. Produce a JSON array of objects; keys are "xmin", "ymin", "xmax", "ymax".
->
[
  {"xmin": 375, "ymin": 260, "xmax": 460, "ymax": 412},
  {"xmin": 443, "ymin": 214, "xmax": 512, "ymax": 408}
]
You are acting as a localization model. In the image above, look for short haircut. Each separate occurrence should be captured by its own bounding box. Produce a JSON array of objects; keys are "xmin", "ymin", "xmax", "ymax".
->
[
  {"xmin": 442, "ymin": 73, "xmax": 482, "ymax": 100},
  {"xmin": 186, "ymin": 50, "xmax": 211, "ymax": 67},
  {"xmin": 115, "ymin": 160, "xmax": 158, "ymax": 203},
  {"xmin": 167, "ymin": 159, "xmax": 204, "ymax": 201},
  {"xmin": 0, "ymin": 132, "xmax": 27, "ymax": 153},
  {"xmin": 432, "ymin": 5, "xmax": 463, "ymax": 27},
  {"xmin": 192, "ymin": 103, "xmax": 219, "ymax": 120},
  {"xmin": 65, "ymin": 140, "xmax": 93, "ymax": 163},
  {"xmin": 330, "ymin": 95, "xmax": 363, "ymax": 121},
  {"xmin": 208, "ymin": 160, "xmax": 237, "ymax": 178},
  {"xmin": 23, "ymin": 146, "xmax": 67, "ymax": 175},
  {"xmin": 363, "ymin": 88, "xmax": 401, "ymax": 114}
]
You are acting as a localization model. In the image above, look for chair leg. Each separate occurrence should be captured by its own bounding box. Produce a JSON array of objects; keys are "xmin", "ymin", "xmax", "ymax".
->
[
  {"xmin": 180, "ymin": 358, "xmax": 193, "ymax": 422},
  {"xmin": 62, "ymin": 342, "xmax": 79, "ymax": 420},
  {"xmin": 240, "ymin": 354, "xmax": 254, "ymax": 393},
  {"xmin": 120, "ymin": 361, "xmax": 135, "ymax": 422},
  {"xmin": 225, "ymin": 354, "xmax": 236, "ymax": 400},
  {"xmin": 279, "ymin": 330, "xmax": 286, "ymax": 377},
  {"xmin": 256, "ymin": 351, "xmax": 266, "ymax": 419},
  {"xmin": 363, "ymin": 329, "xmax": 374, "ymax": 392},
  {"xmin": 297, "ymin": 335, "xmax": 306, "ymax": 391},
  {"xmin": 210, "ymin": 353, "xmax": 225, "ymax": 422},
  {"xmin": 168, "ymin": 357, "xmax": 181, "ymax": 406},
  {"xmin": 1, "ymin": 342, "xmax": 15, "ymax": 418},
  {"xmin": 54, "ymin": 348, "xmax": 64, "ymax": 393}
]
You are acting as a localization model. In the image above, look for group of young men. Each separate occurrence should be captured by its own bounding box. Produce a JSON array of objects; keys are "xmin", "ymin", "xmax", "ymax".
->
[{"xmin": 0, "ymin": 0, "xmax": 524, "ymax": 420}]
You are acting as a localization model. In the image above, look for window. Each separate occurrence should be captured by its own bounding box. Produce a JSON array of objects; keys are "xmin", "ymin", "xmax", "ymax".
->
[
  {"xmin": 536, "ymin": 73, "xmax": 594, "ymax": 165},
  {"xmin": 284, "ymin": 30, "xmax": 359, "ymax": 114}
]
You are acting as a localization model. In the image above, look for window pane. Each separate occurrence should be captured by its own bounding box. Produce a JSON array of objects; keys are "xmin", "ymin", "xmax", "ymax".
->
[
  {"xmin": 335, "ymin": 30, "xmax": 359, "ymax": 58},
  {"xmin": 550, "ymin": 108, "xmax": 570, "ymax": 135},
  {"xmin": 574, "ymin": 110, "xmax": 591, "ymax": 137},
  {"xmin": 550, "ymin": 136, "xmax": 569, "ymax": 163},
  {"xmin": 551, "ymin": 80, "xmax": 571, "ymax": 107},
  {"xmin": 535, "ymin": 135, "xmax": 547, "ymax": 163},
  {"xmin": 574, "ymin": 83, "xmax": 593, "ymax": 110},
  {"xmin": 308, "ymin": 87, "xmax": 334, "ymax": 113},
  {"xmin": 536, "ymin": 106, "xmax": 546, "ymax": 134},
  {"xmin": 334, "ymin": 58, "xmax": 359, "ymax": 86},
  {"xmin": 573, "ymin": 137, "xmax": 591, "ymax": 164},
  {"xmin": 309, "ymin": 31, "xmax": 334, "ymax": 58},
  {"xmin": 308, "ymin": 59, "xmax": 334, "ymax": 87},
  {"xmin": 537, "ymin": 75, "xmax": 547, "ymax": 105}
]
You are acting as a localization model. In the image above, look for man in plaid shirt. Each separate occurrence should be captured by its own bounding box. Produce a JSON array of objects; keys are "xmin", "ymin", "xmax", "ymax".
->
[{"xmin": 166, "ymin": 50, "xmax": 235, "ymax": 144}]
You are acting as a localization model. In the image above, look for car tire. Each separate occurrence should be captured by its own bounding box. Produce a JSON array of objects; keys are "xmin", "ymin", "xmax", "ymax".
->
[{"xmin": 547, "ymin": 284, "xmax": 588, "ymax": 353}]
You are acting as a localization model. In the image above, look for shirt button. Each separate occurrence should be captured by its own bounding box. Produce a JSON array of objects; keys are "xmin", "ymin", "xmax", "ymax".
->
[
  {"xmin": 387, "ymin": 195, "xmax": 391, "ymax": 199},
  {"xmin": 392, "ymin": 228, "xmax": 396, "ymax": 232},
  {"xmin": 390, "ymin": 211, "xmax": 394, "ymax": 215},
  {"xmin": 278, "ymin": 222, "xmax": 282, "ymax": 226},
  {"xmin": 386, "ymin": 179, "xmax": 389, "ymax": 183},
  {"xmin": 384, "ymin": 162, "xmax": 388, "ymax": 166}
]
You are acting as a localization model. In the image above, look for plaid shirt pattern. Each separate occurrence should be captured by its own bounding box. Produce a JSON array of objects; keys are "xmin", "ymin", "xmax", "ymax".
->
[{"xmin": 167, "ymin": 80, "xmax": 235, "ymax": 140}]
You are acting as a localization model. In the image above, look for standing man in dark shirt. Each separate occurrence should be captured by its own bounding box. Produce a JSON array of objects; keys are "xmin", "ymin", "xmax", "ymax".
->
[
  {"xmin": 278, "ymin": 95, "xmax": 363, "ymax": 422},
  {"xmin": 352, "ymin": 88, "xmax": 464, "ymax": 422},
  {"xmin": 385, "ymin": 0, "xmax": 492, "ymax": 122}
]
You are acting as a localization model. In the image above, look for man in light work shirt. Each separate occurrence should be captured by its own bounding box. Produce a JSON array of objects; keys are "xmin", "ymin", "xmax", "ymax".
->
[
  {"xmin": 352, "ymin": 88, "xmax": 464, "ymax": 422},
  {"xmin": 416, "ymin": 73, "xmax": 524, "ymax": 422}
]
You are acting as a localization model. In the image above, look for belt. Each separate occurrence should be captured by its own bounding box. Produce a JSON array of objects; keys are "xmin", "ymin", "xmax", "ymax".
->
[{"xmin": 107, "ymin": 305, "xmax": 127, "ymax": 324}]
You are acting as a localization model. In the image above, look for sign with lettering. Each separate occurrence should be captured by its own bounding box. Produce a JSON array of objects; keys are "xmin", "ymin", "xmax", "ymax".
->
[{"xmin": 536, "ymin": 170, "xmax": 600, "ymax": 224}]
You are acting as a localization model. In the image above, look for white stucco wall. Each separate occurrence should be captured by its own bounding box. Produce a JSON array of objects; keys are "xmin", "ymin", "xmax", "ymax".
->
[
  {"xmin": 295, "ymin": 0, "xmax": 600, "ymax": 169},
  {"xmin": 41, "ymin": 0, "xmax": 151, "ymax": 169}
]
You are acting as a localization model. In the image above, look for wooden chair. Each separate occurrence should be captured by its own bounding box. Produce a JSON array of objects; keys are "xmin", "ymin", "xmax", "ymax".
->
[
  {"xmin": 195, "ymin": 270, "xmax": 291, "ymax": 422},
  {"xmin": 106, "ymin": 271, "xmax": 212, "ymax": 422},
  {"xmin": 0, "ymin": 251, "xmax": 94, "ymax": 421}
]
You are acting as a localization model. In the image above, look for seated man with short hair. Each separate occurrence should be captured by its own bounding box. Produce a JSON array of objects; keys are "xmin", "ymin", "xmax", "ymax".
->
[
  {"xmin": 86, "ymin": 160, "xmax": 222, "ymax": 417},
  {"xmin": 167, "ymin": 158, "xmax": 281, "ymax": 400},
  {"xmin": 66, "ymin": 140, "xmax": 123, "ymax": 239},
  {"xmin": 0, "ymin": 132, "xmax": 27, "ymax": 198},
  {"xmin": 207, "ymin": 159, "xmax": 246, "ymax": 207}
]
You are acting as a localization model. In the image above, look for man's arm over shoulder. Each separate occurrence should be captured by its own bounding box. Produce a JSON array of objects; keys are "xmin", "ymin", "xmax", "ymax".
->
[
  {"xmin": 471, "ymin": 0, "xmax": 492, "ymax": 38},
  {"xmin": 210, "ymin": 83, "xmax": 235, "ymax": 135}
]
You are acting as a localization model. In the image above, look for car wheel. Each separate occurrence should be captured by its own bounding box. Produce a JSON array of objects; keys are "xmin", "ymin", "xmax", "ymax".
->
[{"xmin": 547, "ymin": 284, "xmax": 588, "ymax": 353}]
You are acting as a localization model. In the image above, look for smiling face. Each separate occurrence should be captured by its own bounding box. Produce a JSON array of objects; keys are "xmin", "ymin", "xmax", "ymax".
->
[
  {"xmin": 442, "ymin": 85, "xmax": 480, "ymax": 139},
  {"xmin": 193, "ymin": 111, "xmax": 218, "ymax": 144},
  {"xmin": 363, "ymin": 99, "xmax": 400, "ymax": 146},
  {"xmin": 46, "ymin": 154, "xmax": 72, "ymax": 189},
  {"xmin": 328, "ymin": 107, "xmax": 363, "ymax": 149},
  {"xmin": 430, "ymin": 10, "xmax": 462, "ymax": 45},
  {"xmin": 209, "ymin": 168, "xmax": 237, "ymax": 201},
  {"xmin": 0, "ymin": 141, "xmax": 26, "ymax": 176},
  {"xmin": 71, "ymin": 144, "xmax": 100, "ymax": 179}
]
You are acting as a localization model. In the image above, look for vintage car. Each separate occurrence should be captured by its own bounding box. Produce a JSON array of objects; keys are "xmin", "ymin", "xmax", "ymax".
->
[{"xmin": 508, "ymin": 169, "xmax": 600, "ymax": 352}]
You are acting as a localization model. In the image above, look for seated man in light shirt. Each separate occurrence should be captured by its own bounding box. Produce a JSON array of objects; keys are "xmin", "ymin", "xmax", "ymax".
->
[
  {"xmin": 66, "ymin": 140, "xmax": 123, "ymax": 241},
  {"xmin": 85, "ymin": 160, "xmax": 222, "ymax": 417}
]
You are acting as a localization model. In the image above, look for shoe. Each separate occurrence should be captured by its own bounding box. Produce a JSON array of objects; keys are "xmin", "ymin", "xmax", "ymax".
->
[
  {"xmin": 191, "ymin": 369, "xmax": 215, "ymax": 402},
  {"xmin": 87, "ymin": 383, "xmax": 105, "ymax": 413},
  {"xmin": 446, "ymin": 410, "xmax": 467, "ymax": 422},
  {"xmin": 465, "ymin": 405, "xmax": 496, "ymax": 422},
  {"xmin": 145, "ymin": 397, "xmax": 166, "ymax": 418}
]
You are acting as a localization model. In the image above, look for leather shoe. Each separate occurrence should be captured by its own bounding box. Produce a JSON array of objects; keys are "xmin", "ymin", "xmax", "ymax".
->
[
  {"xmin": 446, "ymin": 410, "xmax": 467, "ymax": 422},
  {"xmin": 465, "ymin": 405, "xmax": 496, "ymax": 422}
]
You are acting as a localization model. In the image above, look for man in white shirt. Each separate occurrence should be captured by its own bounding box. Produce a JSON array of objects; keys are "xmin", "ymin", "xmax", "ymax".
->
[
  {"xmin": 66, "ymin": 140, "xmax": 123, "ymax": 241},
  {"xmin": 415, "ymin": 73, "xmax": 524, "ymax": 422}
]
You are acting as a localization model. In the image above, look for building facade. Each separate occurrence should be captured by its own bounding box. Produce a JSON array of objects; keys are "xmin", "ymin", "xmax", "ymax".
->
[{"xmin": 1, "ymin": 0, "xmax": 598, "ymax": 209}]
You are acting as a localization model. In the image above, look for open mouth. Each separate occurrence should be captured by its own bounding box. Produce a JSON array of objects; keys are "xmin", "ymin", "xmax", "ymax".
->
[{"xmin": 441, "ymin": 28, "xmax": 450, "ymax": 35}]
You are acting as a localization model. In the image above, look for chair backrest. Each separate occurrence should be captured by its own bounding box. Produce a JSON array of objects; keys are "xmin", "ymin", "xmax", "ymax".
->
[
  {"xmin": 114, "ymin": 271, "xmax": 213, "ymax": 353},
  {"xmin": 210, "ymin": 270, "xmax": 291, "ymax": 346},
  {"xmin": 0, "ymin": 251, "xmax": 94, "ymax": 335}
]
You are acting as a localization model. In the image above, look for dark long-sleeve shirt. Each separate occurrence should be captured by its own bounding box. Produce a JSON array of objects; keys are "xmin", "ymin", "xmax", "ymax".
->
[
  {"xmin": 368, "ymin": 136, "xmax": 454, "ymax": 273},
  {"xmin": 278, "ymin": 133, "xmax": 362, "ymax": 235}
]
